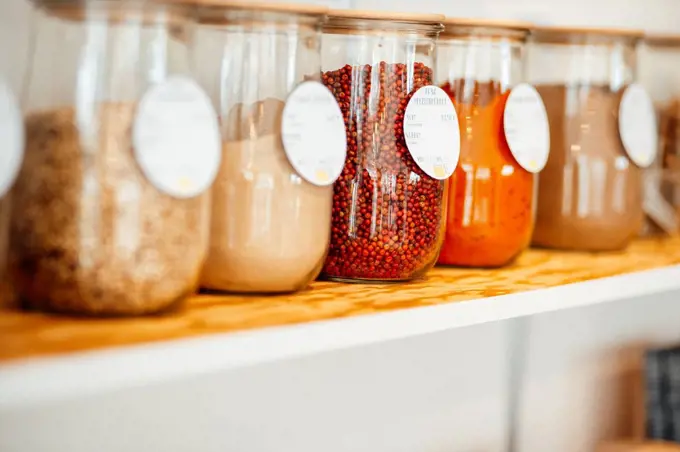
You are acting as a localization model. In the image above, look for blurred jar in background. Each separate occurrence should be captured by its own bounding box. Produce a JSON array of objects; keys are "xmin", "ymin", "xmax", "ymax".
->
[
  {"xmin": 528, "ymin": 27, "xmax": 656, "ymax": 251},
  {"xmin": 639, "ymin": 34, "xmax": 680, "ymax": 235}
]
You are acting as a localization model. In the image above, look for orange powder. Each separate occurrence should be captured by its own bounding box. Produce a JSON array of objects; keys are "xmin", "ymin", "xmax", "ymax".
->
[{"xmin": 437, "ymin": 80, "xmax": 535, "ymax": 268}]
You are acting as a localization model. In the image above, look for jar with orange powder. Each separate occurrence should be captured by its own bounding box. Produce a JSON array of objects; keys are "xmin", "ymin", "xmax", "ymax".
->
[{"xmin": 436, "ymin": 18, "xmax": 550, "ymax": 267}]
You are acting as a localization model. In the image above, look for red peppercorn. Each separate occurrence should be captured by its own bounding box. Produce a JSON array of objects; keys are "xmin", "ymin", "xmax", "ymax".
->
[{"xmin": 321, "ymin": 62, "xmax": 446, "ymax": 281}]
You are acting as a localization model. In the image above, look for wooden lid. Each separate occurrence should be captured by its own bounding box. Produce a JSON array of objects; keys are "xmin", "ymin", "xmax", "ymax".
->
[
  {"xmin": 442, "ymin": 17, "xmax": 532, "ymax": 31},
  {"xmin": 531, "ymin": 25, "xmax": 644, "ymax": 43},
  {"xmin": 326, "ymin": 9, "xmax": 444, "ymax": 25},
  {"xmin": 36, "ymin": 0, "xmax": 188, "ymax": 7},
  {"xmin": 645, "ymin": 33, "xmax": 680, "ymax": 47},
  {"xmin": 167, "ymin": 0, "xmax": 326, "ymax": 15},
  {"xmin": 35, "ymin": 0, "xmax": 191, "ymax": 25}
]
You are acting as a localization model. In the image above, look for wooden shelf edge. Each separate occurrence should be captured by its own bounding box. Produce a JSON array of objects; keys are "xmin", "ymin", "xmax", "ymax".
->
[
  {"xmin": 598, "ymin": 440, "xmax": 680, "ymax": 451},
  {"xmin": 1, "ymin": 264, "xmax": 679, "ymax": 409}
]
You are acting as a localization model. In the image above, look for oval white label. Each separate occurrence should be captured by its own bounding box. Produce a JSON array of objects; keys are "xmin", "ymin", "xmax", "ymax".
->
[
  {"xmin": 403, "ymin": 85, "xmax": 460, "ymax": 180},
  {"xmin": 133, "ymin": 76, "xmax": 221, "ymax": 198},
  {"xmin": 618, "ymin": 83, "xmax": 658, "ymax": 168},
  {"xmin": 281, "ymin": 81, "xmax": 347, "ymax": 186},
  {"xmin": 0, "ymin": 78, "xmax": 24, "ymax": 197},
  {"xmin": 503, "ymin": 83, "xmax": 550, "ymax": 173}
]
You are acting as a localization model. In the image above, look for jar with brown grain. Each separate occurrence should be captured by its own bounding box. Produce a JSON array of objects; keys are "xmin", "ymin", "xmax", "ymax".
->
[
  {"xmin": 436, "ymin": 18, "xmax": 548, "ymax": 268},
  {"xmin": 321, "ymin": 10, "xmax": 460, "ymax": 282},
  {"xmin": 12, "ymin": 0, "xmax": 221, "ymax": 316},
  {"xmin": 528, "ymin": 26, "xmax": 656, "ymax": 251},
  {"xmin": 193, "ymin": 1, "xmax": 347, "ymax": 293}
]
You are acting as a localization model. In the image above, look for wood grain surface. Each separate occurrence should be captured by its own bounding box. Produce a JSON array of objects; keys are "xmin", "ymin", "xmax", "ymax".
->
[
  {"xmin": 1, "ymin": 237, "xmax": 679, "ymax": 363},
  {"xmin": 598, "ymin": 440, "xmax": 680, "ymax": 451}
]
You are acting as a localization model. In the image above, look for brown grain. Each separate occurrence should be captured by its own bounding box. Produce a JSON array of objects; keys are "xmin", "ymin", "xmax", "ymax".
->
[{"xmin": 10, "ymin": 103, "xmax": 209, "ymax": 316}]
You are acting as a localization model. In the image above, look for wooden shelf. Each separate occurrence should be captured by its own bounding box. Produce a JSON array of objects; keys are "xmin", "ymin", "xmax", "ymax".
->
[
  {"xmin": 1, "ymin": 237, "xmax": 680, "ymax": 407},
  {"xmin": 1, "ymin": 237, "xmax": 680, "ymax": 363}
]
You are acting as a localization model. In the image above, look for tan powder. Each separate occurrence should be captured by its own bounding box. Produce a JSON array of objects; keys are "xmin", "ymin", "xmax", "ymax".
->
[
  {"xmin": 200, "ymin": 99, "xmax": 332, "ymax": 293},
  {"xmin": 11, "ymin": 104, "xmax": 209, "ymax": 316},
  {"xmin": 533, "ymin": 85, "xmax": 643, "ymax": 251}
]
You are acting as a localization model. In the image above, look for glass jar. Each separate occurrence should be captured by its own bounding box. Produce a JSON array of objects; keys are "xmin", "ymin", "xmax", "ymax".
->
[
  {"xmin": 528, "ymin": 27, "xmax": 649, "ymax": 251},
  {"xmin": 320, "ymin": 10, "xmax": 449, "ymax": 282},
  {"xmin": 12, "ymin": 0, "xmax": 219, "ymax": 316},
  {"xmin": 0, "ymin": 18, "xmax": 29, "ymax": 281},
  {"xmin": 194, "ymin": 2, "xmax": 342, "ymax": 293},
  {"xmin": 436, "ymin": 19, "xmax": 537, "ymax": 268},
  {"xmin": 639, "ymin": 34, "xmax": 680, "ymax": 235}
]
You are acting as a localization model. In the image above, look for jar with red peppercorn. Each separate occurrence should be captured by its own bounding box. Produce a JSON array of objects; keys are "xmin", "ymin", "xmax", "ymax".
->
[
  {"xmin": 436, "ymin": 18, "xmax": 550, "ymax": 267},
  {"xmin": 321, "ymin": 10, "xmax": 461, "ymax": 282}
]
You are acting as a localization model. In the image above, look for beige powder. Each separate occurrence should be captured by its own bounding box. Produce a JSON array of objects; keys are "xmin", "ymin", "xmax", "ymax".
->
[
  {"xmin": 200, "ymin": 100, "xmax": 332, "ymax": 293},
  {"xmin": 11, "ymin": 104, "xmax": 210, "ymax": 316},
  {"xmin": 533, "ymin": 85, "xmax": 643, "ymax": 251}
]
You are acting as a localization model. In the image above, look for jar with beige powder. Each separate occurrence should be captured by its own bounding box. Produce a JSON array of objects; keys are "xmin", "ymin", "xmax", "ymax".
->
[
  {"xmin": 12, "ymin": 0, "xmax": 221, "ymax": 316},
  {"xmin": 528, "ymin": 27, "xmax": 657, "ymax": 251},
  {"xmin": 193, "ymin": 1, "xmax": 346, "ymax": 293}
]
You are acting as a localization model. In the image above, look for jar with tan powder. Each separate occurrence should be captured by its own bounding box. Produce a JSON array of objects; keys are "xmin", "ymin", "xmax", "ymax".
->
[
  {"xmin": 12, "ymin": 0, "xmax": 221, "ymax": 316},
  {"xmin": 528, "ymin": 27, "xmax": 657, "ymax": 251},
  {"xmin": 639, "ymin": 34, "xmax": 680, "ymax": 235},
  {"xmin": 193, "ymin": 1, "xmax": 347, "ymax": 293}
]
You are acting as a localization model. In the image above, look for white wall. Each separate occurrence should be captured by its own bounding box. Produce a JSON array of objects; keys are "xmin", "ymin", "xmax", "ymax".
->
[
  {"xmin": 4, "ymin": 0, "xmax": 680, "ymax": 94},
  {"xmin": 4, "ymin": 0, "xmax": 680, "ymax": 103},
  {"xmin": 2, "ymin": 0, "xmax": 680, "ymax": 451}
]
